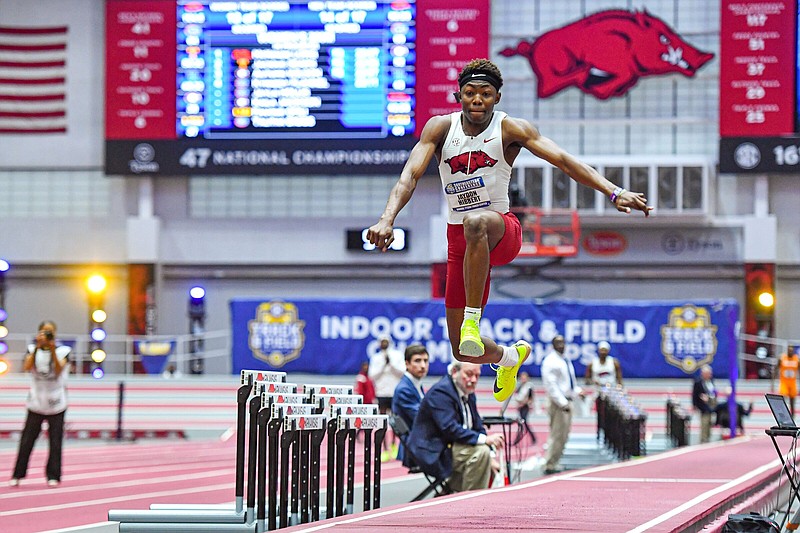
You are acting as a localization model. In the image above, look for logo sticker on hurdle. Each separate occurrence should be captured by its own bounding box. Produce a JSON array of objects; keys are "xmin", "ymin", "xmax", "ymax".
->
[
  {"xmin": 261, "ymin": 392, "xmax": 309, "ymax": 409},
  {"xmin": 240, "ymin": 369, "xmax": 287, "ymax": 385},
  {"xmin": 272, "ymin": 402, "xmax": 317, "ymax": 418},
  {"xmin": 304, "ymin": 384, "xmax": 354, "ymax": 395},
  {"xmin": 284, "ymin": 414, "xmax": 328, "ymax": 431},
  {"xmin": 253, "ymin": 380, "xmax": 298, "ymax": 396},
  {"xmin": 328, "ymin": 403, "xmax": 378, "ymax": 418},
  {"xmin": 337, "ymin": 414, "xmax": 388, "ymax": 431},
  {"xmin": 313, "ymin": 393, "xmax": 363, "ymax": 407}
]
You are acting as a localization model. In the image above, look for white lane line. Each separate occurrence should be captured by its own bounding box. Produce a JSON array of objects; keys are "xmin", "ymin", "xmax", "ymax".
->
[
  {"xmin": 0, "ymin": 483, "xmax": 234, "ymax": 516},
  {"xmin": 565, "ymin": 476, "xmax": 733, "ymax": 484},
  {"xmin": 625, "ymin": 459, "xmax": 781, "ymax": 533},
  {"xmin": 0, "ymin": 468, "xmax": 235, "ymax": 501},
  {"xmin": 0, "ymin": 458, "xmax": 235, "ymax": 488}
]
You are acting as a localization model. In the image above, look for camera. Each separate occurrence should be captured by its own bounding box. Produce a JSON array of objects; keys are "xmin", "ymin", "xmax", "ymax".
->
[{"xmin": 44, "ymin": 331, "xmax": 54, "ymax": 341}]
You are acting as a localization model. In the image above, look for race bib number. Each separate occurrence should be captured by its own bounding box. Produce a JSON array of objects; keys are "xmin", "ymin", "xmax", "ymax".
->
[
  {"xmin": 785, "ymin": 370, "xmax": 796, "ymax": 379},
  {"xmin": 445, "ymin": 177, "xmax": 491, "ymax": 213}
]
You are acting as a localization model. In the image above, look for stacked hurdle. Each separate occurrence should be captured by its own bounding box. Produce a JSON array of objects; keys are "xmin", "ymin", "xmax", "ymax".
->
[{"xmin": 109, "ymin": 370, "xmax": 387, "ymax": 532}]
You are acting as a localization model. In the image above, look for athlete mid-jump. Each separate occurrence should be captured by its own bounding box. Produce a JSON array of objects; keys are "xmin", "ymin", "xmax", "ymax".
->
[{"xmin": 367, "ymin": 58, "xmax": 652, "ymax": 402}]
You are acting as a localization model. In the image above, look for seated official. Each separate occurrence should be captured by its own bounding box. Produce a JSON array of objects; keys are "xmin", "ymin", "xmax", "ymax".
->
[
  {"xmin": 392, "ymin": 344, "xmax": 430, "ymax": 467},
  {"xmin": 406, "ymin": 361, "xmax": 503, "ymax": 492},
  {"xmin": 714, "ymin": 389, "xmax": 754, "ymax": 434}
]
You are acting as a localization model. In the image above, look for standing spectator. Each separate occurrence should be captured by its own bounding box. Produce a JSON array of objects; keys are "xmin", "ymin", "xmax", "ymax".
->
[
  {"xmin": 354, "ymin": 360, "xmax": 376, "ymax": 406},
  {"xmin": 392, "ymin": 344, "xmax": 429, "ymax": 467},
  {"xmin": 692, "ymin": 365, "xmax": 717, "ymax": 444},
  {"xmin": 512, "ymin": 371, "xmax": 536, "ymax": 444},
  {"xmin": 369, "ymin": 337, "xmax": 404, "ymax": 461},
  {"xmin": 585, "ymin": 341, "xmax": 623, "ymax": 388},
  {"xmin": 9, "ymin": 321, "xmax": 71, "ymax": 488},
  {"xmin": 778, "ymin": 347, "xmax": 800, "ymax": 417},
  {"xmin": 541, "ymin": 335, "xmax": 581, "ymax": 474},
  {"xmin": 406, "ymin": 361, "xmax": 504, "ymax": 492}
]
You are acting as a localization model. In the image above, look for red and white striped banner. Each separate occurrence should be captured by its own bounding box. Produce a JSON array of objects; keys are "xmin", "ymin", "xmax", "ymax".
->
[{"xmin": 0, "ymin": 25, "xmax": 68, "ymax": 134}]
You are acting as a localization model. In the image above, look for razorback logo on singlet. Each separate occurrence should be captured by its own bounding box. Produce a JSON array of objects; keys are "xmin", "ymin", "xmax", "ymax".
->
[{"xmin": 445, "ymin": 150, "xmax": 498, "ymax": 175}]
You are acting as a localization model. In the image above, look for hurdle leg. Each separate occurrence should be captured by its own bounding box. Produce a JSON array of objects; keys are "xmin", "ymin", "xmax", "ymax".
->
[
  {"xmin": 346, "ymin": 429, "xmax": 357, "ymax": 514},
  {"xmin": 334, "ymin": 427, "xmax": 349, "ymax": 517},
  {"xmin": 299, "ymin": 430, "xmax": 311, "ymax": 523},
  {"xmin": 279, "ymin": 429, "xmax": 295, "ymax": 529},
  {"xmin": 234, "ymin": 382, "xmax": 252, "ymax": 515},
  {"xmin": 309, "ymin": 428, "xmax": 325, "ymax": 522},
  {"xmin": 255, "ymin": 410, "xmax": 271, "ymax": 533},
  {"xmin": 372, "ymin": 426, "xmax": 387, "ymax": 510},
  {"xmin": 245, "ymin": 396, "xmax": 261, "ymax": 523},
  {"xmin": 267, "ymin": 419, "xmax": 282, "ymax": 532},
  {"xmin": 324, "ymin": 420, "xmax": 336, "ymax": 519},
  {"xmin": 290, "ymin": 429, "xmax": 300, "ymax": 525},
  {"xmin": 362, "ymin": 428, "xmax": 373, "ymax": 511}
]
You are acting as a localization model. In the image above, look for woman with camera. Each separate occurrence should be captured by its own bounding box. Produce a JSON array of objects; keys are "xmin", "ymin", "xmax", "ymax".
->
[{"xmin": 9, "ymin": 320, "xmax": 71, "ymax": 487}]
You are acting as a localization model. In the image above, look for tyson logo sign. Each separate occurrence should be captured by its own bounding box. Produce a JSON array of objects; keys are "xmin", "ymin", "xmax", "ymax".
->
[
  {"xmin": 445, "ymin": 150, "xmax": 498, "ymax": 175},
  {"xmin": 583, "ymin": 231, "xmax": 627, "ymax": 256},
  {"xmin": 499, "ymin": 9, "xmax": 714, "ymax": 100}
]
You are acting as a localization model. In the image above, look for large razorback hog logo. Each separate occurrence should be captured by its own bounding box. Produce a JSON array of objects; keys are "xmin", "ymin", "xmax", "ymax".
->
[
  {"xmin": 499, "ymin": 9, "xmax": 714, "ymax": 100},
  {"xmin": 445, "ymin": 150, "xmax": 498, "ymax": 175}
]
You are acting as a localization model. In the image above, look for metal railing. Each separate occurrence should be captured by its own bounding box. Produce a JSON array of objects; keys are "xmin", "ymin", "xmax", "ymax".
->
[{"xmin": 0, "ymin": 330, "xmax": 231, "ymax": 376}]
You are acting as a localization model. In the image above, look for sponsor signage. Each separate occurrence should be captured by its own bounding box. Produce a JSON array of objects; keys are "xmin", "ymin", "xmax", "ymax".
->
[
  {"xmin": 105, "ymin": 1, "xmax": 176, "ymax": 140},
  {"xmin": 718, "ymin": 0, "xmax": 800, "ymax": 173},
  {"xmin": 571, "ymin": 228, "xmax": 740, "ymax": 264},
  {"xmin": 230, "ymin": 298, "xmax": 739, "ymax": 379},
  {"xmin": 720, "ymin": 135, "xmax": 800, "ymax": 173},
  {"xmin": 105, "ymin": 134, "xmax": 414, "ymax": 176},
  {"xmin": 414, "ymin": 0, "xmax": 490, "ymax": 137},
  {"xmin": 719, "ymin": 0, "xmax": 796, "ymax": 137},
  {"xmin": 105, "ymin": 0, "xmax": 421, "ymax": 175},
  {"xmin": 582, "ymin": 231, "xmax": 627, "ymax": 256}
]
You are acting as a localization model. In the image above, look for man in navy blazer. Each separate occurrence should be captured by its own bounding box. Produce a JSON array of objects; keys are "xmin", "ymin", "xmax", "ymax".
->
[
  {"xmin": 406, "ymin": 360, "xmax": 504, "ymax": 491},
  {"xmin": 392, "ymin": 344, "xmax": 430, "ymax": 467}
]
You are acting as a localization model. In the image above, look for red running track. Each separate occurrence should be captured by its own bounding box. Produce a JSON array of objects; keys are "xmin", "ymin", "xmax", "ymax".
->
[
  {"xmin": 282, "ymin": 435, "xmax": 783, "ymax": 533},
  {"xmin": 0, "ymin": 435, "xmax": 413, "ymax": 533}
]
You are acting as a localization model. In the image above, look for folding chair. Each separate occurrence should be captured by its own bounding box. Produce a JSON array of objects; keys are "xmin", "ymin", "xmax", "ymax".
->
[{"xmin": 388, "ymin": 414, "xmax": 452, "ymax": 501}]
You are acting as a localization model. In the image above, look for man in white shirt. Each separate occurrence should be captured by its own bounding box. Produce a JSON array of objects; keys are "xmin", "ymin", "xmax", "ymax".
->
[{"xmin": 540, "ymin": 335, "xmax": 582, "ymax": 474}]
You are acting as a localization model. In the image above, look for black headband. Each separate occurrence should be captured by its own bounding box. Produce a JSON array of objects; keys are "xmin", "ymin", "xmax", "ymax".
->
[{"xmin": 458, "ymin": 69, "xmax": 501, "ymax": 91}]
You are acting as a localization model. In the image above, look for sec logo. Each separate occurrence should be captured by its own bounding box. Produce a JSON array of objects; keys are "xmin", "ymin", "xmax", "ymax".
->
[{"xmin": 734, "ymin": 142, "xmax": 760, "ymax": 170}]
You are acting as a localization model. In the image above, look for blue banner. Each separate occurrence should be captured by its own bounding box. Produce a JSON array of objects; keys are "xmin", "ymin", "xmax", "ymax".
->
[{"xmin": 230, "ymin": 298, "xmax": 739, "ymax": 379}]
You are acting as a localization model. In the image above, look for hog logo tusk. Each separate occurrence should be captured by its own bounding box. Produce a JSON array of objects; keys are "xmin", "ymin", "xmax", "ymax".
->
[{"xmin": 661, "ymin": 46, "xmax": 689, "ymax": 69}]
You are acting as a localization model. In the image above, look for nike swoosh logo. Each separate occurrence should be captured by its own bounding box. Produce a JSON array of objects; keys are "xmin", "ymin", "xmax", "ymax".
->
[
  {"xmin": 493, "ymin": 380, "xmax": 503, "ymax": 394},
  {"xmin": 484, "ymin": 137, "xmax": 496, "ymax": 143}
]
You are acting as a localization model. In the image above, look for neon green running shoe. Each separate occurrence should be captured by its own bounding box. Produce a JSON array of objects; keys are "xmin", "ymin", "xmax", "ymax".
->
[
  {"xmin": 459, "ymin": 318, "xmax": 484, "ymax": 357},
  {"xmin": 493, "ymin": 341, "xmax": 532, "ymax": 402}
]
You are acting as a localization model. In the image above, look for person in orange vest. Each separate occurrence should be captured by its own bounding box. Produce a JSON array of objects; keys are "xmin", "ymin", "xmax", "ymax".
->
[{"xmin": 778, "ymin": 347, "xmax": 800, "ymax": 417}]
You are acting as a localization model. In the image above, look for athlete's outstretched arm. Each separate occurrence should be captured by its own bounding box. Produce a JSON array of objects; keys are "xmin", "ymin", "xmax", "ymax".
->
[
  {"xmin": 504, "ymin": 117, "xmax": 652, "ymax": 216},
  {"xmin": 367, "ymin": 116, "xmax": 450, "ymax": 251}
]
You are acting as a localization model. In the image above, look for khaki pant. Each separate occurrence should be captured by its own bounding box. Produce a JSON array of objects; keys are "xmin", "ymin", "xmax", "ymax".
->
[
  {"xmin": 447, "ymin": 442, "xmax": 492, "ymax": 492},
  {"xmin": 698, "ymin": 411, "xmax": 713, "ymax": 443},
  {"xmin": 544, "ymin": 400, "xmax": 573, "ymax": 471}
]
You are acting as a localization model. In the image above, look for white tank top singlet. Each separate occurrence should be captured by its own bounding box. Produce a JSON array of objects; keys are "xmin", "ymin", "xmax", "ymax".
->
[
  {"xmin": 437, "ymin": 111, "xmax": 513, "ymax": 224},
  {"xmin": 591, "ymin": 356, "xmax": 618, "ymax": 386}
]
